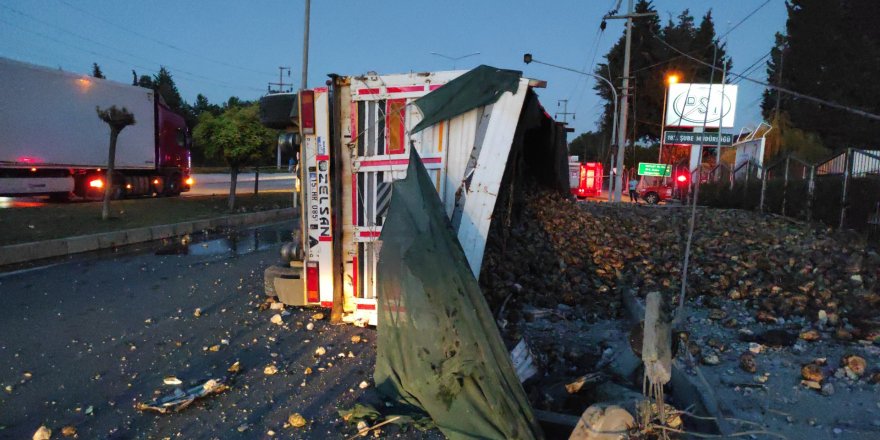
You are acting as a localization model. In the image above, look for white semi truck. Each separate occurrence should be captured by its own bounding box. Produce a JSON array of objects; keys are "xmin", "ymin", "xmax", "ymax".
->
[{"xmin": 0, "ymin": 57, "xmax": 192, "ymax": 200}]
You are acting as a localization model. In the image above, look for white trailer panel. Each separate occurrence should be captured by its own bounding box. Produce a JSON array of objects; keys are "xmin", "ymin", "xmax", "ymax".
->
[{"xmin": 0, "ymin": 57, "xmax": 157, "ymax": 170}]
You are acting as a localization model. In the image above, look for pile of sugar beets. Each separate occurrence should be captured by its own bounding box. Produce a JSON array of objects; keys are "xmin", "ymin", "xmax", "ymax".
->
[{"xmin": 479, "ymin": 191, "xmax": 880, "ymax": 340}]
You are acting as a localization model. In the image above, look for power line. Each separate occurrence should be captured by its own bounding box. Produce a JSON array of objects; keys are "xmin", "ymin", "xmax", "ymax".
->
[
  {"xmin": 650, "ymin": 31, "xmax": 880, "ymax": 122},
  {"xmin": 731, "ymin": 50, "xmax": 771, "ymax": 85},
  {"xmin": 0, "ymin": 16, "xmax": 263, "ymax": 94},
  {"xmin": 0, "ymin": 4, "xmax": 264, "ymax": 93},
  {"xmin": 55, "ymin": 0, "xmax": 276, "ymax": 78},
  {"xmin": 715, "ymin": 0, "xmax": 772, "ymax": 43}
]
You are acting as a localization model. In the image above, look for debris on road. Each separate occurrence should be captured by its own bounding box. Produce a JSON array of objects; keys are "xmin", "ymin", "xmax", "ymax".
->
[
  {"xmin": 32, "ymin": 426, "xmax": 51, "ymax": 440},
  {"xmin": 287, "ymin": 413, "xmax": 307, "ymax": 428},
  {"xmin": 136, "ymin": 376, "xmax": 232, "ymax": 414}
]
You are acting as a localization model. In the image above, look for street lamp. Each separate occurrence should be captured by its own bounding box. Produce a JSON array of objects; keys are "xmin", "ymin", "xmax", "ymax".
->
[
  {"xmin": 658, "ymin": 72, "xmax": 681, "ymax": 163},
  {"xmin": 522, "ymin": 53, "xmax": 619, "ymax": 201},
  {"xmin": 430, "ymin": 51, "xmax": 480, "ymax": 70}
]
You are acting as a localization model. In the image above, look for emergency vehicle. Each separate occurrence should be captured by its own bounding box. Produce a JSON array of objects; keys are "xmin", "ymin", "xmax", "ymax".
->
[{"xmin": 262, "ymin": 67, "xmax": 566, "ymax": 325}]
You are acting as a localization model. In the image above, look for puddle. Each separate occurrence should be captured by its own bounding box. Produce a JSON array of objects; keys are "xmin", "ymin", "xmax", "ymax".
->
[{"xmin": 155, "ymin": 225, "xmax": 295, "ymax": 257}]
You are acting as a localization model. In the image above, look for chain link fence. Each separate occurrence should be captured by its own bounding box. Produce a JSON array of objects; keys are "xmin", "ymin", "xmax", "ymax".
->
[{"xmin": 699, "ymin": 149, "xmax": 880, "ymax": 242}]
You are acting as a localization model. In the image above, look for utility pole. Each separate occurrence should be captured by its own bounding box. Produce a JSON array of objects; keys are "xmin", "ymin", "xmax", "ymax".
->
[
  {"xmin": 605, "ymin": 0, "xmax": 656, "ymax": 203},
  {"xmin": 555, "ymin": 99, "xmax": 575, "ymax": 124},
  {"xmin": 301, "ymin": 0, "xmax": 311, "ymax": 90},
  {"xmin": 268, "ymin": 66, "xmax": 292, "ymax": 93}
]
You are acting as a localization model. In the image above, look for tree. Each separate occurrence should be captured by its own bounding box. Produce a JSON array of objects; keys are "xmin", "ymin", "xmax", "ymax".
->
[
  {"xmin": 193, "ymin": 104, "xmax": 276, "ymax": 210},
  {"xmin": 593, "ymin": 2, "xmax": 731, "ymax": 144},
  {"xmin": 137, "ymin": 74, "xmax": 154, "ymax": 89},
  {"xmin": 762, "ymin": 0, "xmax": 880, "ymax": 149},
  {"xmin": 96, "ymin": 106, "xmax": 136, "ymax": 220},
  {"xmin": 153, "ymin": 66, "xmax": 184, "ymax": 114},
  {"xmin": 569, "ymin": 131, "xmax": 610, "ymax": 162},
  {"xmin": 91, "ymin": 62, "xmax": 105, "ymax": 79}
]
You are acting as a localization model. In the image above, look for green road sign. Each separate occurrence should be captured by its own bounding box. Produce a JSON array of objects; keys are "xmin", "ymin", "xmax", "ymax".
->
[
  {"xmin": 664, "ymin": 130, "xmax": 733, "ymax": 146},
  {"xmin": 638, "ymin": 162, "xmax": 673, "ymax": 177}
]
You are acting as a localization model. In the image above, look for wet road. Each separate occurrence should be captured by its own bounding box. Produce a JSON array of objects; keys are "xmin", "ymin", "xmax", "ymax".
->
[{"xmin": 0, "ymin": 222, "xmax": 429, "ymax": 439}]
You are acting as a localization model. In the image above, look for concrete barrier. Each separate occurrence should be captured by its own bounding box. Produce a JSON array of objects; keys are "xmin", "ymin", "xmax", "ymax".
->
[{"xmin": 0, "ymin": 208, "xmax": 296, "ymax": 267}]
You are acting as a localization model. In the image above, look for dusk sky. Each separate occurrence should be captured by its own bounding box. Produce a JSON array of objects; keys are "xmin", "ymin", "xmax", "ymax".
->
[{"xmin": 0, "ymin": 0, "xmax": 786, "ymax": 139}]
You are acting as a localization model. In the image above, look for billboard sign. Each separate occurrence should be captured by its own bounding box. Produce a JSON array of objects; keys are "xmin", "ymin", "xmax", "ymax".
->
[{"xmin": 665, "ymin": 83, "xmax": 738, "ymax": 128}]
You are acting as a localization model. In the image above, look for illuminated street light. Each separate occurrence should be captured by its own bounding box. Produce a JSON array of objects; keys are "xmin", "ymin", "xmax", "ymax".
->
[{"xmin": 659, "ymin": 72, "xmax": 682, "ymax": 163}]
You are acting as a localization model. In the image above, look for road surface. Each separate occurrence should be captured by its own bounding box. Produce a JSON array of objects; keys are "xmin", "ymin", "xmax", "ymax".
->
[
  {"xmin": 0, "ymin": 222, "xmax": 436, "ymax": 439},
  {"xmin": 0, "ymin": 173, "xmax": 296, "ymax": 208}
]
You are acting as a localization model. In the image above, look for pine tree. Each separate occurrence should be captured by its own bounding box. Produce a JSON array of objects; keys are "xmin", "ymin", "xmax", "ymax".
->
[
  {"xmin": 593, "ymin": 2, "xmax": 731, "ymax": 144},
  {"xmin": 763, "ymin": 0, "xmax": 880, "ymax": 149},
  {"xmin": 91, "ymin": 62, "xmax": 105, "ymax": 79},
  {"xmin": 152, "ymin": 66, "xmax": 184, "ymax": 114}
]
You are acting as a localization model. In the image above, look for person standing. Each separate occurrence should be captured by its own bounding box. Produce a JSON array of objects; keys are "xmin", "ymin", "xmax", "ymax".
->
[{"xmin": 628, "ymin": 177, "xmax": 640, "ymax": 204}]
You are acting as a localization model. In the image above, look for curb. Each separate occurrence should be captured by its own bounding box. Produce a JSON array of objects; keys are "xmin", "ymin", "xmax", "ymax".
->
[{"xmin": 0, "ymin": 208, "xmax": 297, "ymax": 267}]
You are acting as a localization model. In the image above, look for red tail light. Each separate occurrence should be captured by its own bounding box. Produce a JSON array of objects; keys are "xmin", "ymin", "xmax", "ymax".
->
[
  {"xmin": 306, "ymin": 261, "xmax": 319, "ymax": 303},
  {"xmin": 89, "ymin": 178, "xmax": 104, "ymax": 188},
  {"xmin": 300, "ymin": 90, "xmax": 316, "ymax": 135}
]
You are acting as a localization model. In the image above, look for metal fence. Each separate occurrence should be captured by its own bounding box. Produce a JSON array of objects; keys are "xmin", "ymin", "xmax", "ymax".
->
[{"xmin": 699, "ymin": 149, "xmax": 880, "ymax": 237}]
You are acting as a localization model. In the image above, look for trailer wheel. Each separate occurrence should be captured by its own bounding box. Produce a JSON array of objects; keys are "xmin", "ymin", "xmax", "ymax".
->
[
  {"xmin": 164, "ymin": 174, "xmax": 182, "ymax": 196},
  {"xmin": 645, "ymin": 192, "xmax": 660, "ymax": 205}
]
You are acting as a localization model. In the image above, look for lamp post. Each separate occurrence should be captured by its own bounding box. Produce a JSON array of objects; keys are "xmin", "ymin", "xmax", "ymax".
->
[
  {"xmin": 522, "ymin": 54, "xmax": 619, "ymax": 200},
  {"xmin": 430, "ymin": 52, "xmax": 481, "ymax": 70},
  {"xmin": 658, "ymin": 73, "xmax": 679, "ymax": 163}
]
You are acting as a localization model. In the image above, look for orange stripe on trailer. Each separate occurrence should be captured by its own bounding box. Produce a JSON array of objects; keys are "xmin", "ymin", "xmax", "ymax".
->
[
  {"xmin": 437, "ymin": 120, "xmax": 444, "ymax": 152},
  {"xmin": 319, "ymin": 236, "xmax": 332, "ymax": 242},
  {"xmin": 316, "ymin": 154, "xmax": 329, "ymax": 161},
  {"xmin": 313, "ymin": 87, "xmax": 328, "ymax": 93},
  {"xmin": 359, "ymin": 231, "xmax": 381, "ymax": 238},
  {"xmin": 352, "ymin": 255, "xmax": 358, "ymax": 301},
  {"xmin": 357, "ymin": 88, "xmax": 381, "ymax": 95},
  {"xmin": 356, "ymin": 303, "xmax": 376, "ymax": 310},
  {"xmin": 320, "ymin": 301, "xmax": 333, "ymax": 308},
  {"xmin": 429, "ymin": 84, "xmax": 444, "ymax": 91}
]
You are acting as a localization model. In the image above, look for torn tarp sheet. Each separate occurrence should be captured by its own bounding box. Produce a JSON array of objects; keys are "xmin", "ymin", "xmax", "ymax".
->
[
  {"xmin": 374, "ymin": 149, "xmax": 543, "ymax": 440},
  {"xmin": 411, "ymin": 65, "xmax": 521, "ymax": 134}
]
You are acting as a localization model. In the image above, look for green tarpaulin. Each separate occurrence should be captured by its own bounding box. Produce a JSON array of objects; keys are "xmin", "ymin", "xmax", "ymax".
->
[
  {"xmin": 374, "ymin": 150, "xmax": 543, "ymax": 440},
  {"xmin": 411, "ymin": 65, "xmax": 522, "ymax": 134}
]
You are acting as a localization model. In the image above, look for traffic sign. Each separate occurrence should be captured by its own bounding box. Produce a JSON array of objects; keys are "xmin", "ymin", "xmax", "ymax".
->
[
  {"xmin": 664, "ymin": 130, "xmax": 733, "ymax": 146},
  {"xmin": 637, "ymin": 162, "xmax": 672, "ymax": 177}
]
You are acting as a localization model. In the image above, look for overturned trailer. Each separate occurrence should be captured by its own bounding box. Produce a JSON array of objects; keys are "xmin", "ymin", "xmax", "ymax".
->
[{"xmin": 262, "ymin": 65, "xmax": 569, "ymax": 325}]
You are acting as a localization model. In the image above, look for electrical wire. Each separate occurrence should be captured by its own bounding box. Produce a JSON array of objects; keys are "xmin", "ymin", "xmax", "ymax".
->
[
  {"xmin": 55, "ymin": 0, "xmax": 276, "ymax": 77},
  {"xmin": 730, "ymin": 51, "xmax": 771, "ymax": 85},
  {"xmin": 650, "ymin": 31, "xmax": 880, "ymax": 121},
  {"xmin": 715, "ymin": 0, "xmax": 772, "ymax": 43},
  {"xmin": 0, "ymin": 5, "xmax": 265, "ymax": 93}
]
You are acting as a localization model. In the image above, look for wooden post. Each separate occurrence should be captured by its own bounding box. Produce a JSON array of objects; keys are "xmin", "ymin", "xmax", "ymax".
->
[
  {"xmin": 782, "ymin": 155, "xmax": 790, "ymax": 217},
  {"xmin": 807, "ymin": 165, "xmax": 815, "ymax": 222},
  {"xmin": 840, "ymin": 148, "xmax": 853, "ymax": 229},
  {"xmin": 254, "ymin": 166, "xmax": 260, "ymax": 194},
  {"xmin": 759, "ymin": 164, "xmax": 768, "ymax": 214}
]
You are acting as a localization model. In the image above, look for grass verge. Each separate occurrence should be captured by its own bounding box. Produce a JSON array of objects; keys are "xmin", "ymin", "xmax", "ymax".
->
[{"xmin": 0, "ymin": 192, "xmax": 293, "ymax": 246}]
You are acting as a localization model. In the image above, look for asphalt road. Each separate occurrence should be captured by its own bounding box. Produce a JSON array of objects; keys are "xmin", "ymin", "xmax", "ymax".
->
[
  {"xmin": 0, "ymin": 173, "xmax": 296, "ymax": 208},
  {"xmin": 0, "ymin": 222, "xmax": 435, "ymax": 439}
]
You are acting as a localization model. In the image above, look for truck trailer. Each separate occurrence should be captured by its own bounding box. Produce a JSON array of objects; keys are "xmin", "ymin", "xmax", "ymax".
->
[
  {"xmin": 262, "ymin": 66, "xmax": 570, "ymax": 325},
  {"xmin": 0, "ymin": 57, "xmax": 192, "ymax": 200}
]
